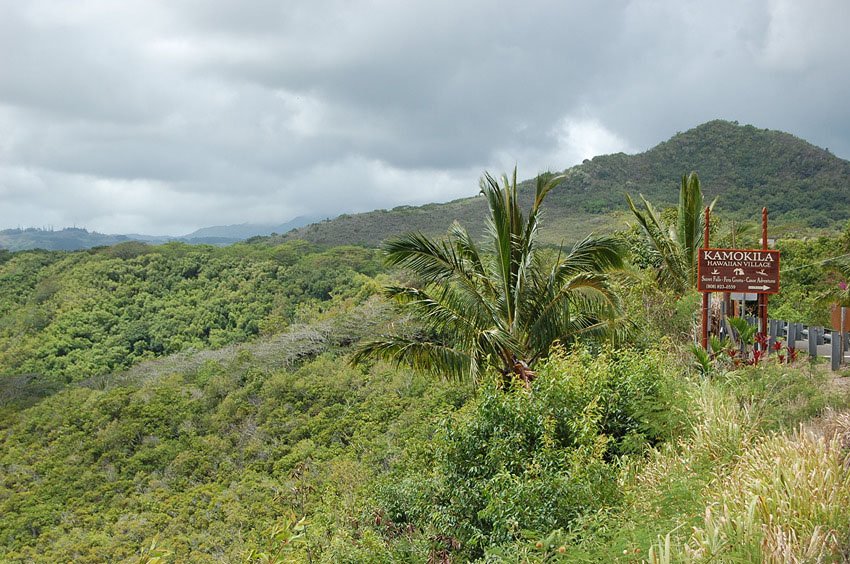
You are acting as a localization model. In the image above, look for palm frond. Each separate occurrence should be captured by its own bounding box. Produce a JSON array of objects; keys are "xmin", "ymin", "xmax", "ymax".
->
[
  {"xmin": 481, "ymin": 172, "xmax": 518, "ymax": 322},
  {"xmin": 384, "ymin": 285, "xmax": 494, "ymax": 341},
  {"xmin": 448, "ymin": 221, "xmax": 496, "ymax": 296},
  {"xmin": 677, "ymin": 172, "xmax": 702, "ymax": 255},
  {"xmin": 384, "ymin": 231, "xmax": 465, "ymax": 283},
  {"xmin": 626, "ymin": 191, "xmax": 690, "ymax": 291},
  {"xmin": 354, "ymin": 167, "xmax": 628, "ymax": 383},
  {"xmin": 677, "ymin": 172, "xmax": 717, "ymax": 287},
  {"xmin": 384, "ymin": 231, "xmax": 495, "ymax": 314},
  {"xmin": 351, "ymin": 335, "xmax": 472, "ymax": 381},
  {"xmin": 552, "ymin": 235, "xmax": 625, "ymax": 283},
  {"xmin": 522, "ymin": 270, "xmax": 621, "ymax": 363}
]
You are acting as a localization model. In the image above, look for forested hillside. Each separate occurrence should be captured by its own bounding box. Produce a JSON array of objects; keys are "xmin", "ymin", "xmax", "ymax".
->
[
  {"xmin": 2, "ymin": 191, "xmax": 850, "ymax": 561},
  {"xmin": 0, "ymin": 241, "xmax": 381, "ymax": 383},
  {"xmin": 283, "ymin": 120, "xmax": 850, "ymax": 246}
]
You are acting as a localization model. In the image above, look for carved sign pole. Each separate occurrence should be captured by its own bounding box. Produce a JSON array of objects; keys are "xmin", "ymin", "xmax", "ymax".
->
[
  {"xmin": 701, "ymin": 207, "xmax": 710, "ymax": 350},
  {"xmin": 760, "ymin": 207, "xmax": 769, "ymax": 351}
]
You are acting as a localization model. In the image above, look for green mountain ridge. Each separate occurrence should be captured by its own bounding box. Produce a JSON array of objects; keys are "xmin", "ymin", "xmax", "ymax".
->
[
  {"xmin": 4, "ymin": 121, "xmax": 845, "ymax": 252},
  {"xmin": 281, "ymin": 120, "xmax": 850, "ymax": 246},
  {"xmin": 0, "ymin": 228, "xmax": 133, "ymax": 252}
]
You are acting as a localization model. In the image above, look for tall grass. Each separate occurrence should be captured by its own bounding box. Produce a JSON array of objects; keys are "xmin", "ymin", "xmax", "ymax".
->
[
  {"xmin": 555, "ymin": 363, "xmax": 850, "ymax": 563},
  {"xmin": 650, "ymin": 410, "xmax": 850, "ymax": 563}
]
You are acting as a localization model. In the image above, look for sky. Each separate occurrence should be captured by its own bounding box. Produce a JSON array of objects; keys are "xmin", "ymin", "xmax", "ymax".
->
[{"xmin": 1, "ymin": 0, "xmax": 849, "ymax": 236}]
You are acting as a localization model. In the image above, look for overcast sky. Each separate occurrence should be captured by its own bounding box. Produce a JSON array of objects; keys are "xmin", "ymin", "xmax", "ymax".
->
[{"xmin": 1, "ymin": 0, "xmax": 849, "ymax": 235}]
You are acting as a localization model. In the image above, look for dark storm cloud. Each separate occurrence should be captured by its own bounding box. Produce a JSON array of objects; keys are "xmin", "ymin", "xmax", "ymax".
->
[{"xmin": 0, "ymin": 0, "xmax": 848, "ymax": 234}]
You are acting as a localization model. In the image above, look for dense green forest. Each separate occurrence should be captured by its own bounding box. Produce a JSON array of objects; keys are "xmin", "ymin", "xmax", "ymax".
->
[
  {"xmin": 282, "ymin": 120, "xmax": 850, "ymax": 247},
  {"xmin": 0, "ymin": 241, "xmax": 382, "ymax": 383},
  {"xmin": 2, "ymin": 192, "xmax": 850, "ymax": 561}
]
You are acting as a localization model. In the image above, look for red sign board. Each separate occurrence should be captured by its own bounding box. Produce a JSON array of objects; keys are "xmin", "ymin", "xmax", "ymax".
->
[{"xmin": 697, "ymin": 248, "xmax": 780, "ymax": 294}]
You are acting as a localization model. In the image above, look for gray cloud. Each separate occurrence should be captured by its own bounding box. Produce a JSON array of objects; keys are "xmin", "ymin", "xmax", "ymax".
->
[{"xmin": 0, "ymin": 0, "xmax": 848, "ymax": 235}]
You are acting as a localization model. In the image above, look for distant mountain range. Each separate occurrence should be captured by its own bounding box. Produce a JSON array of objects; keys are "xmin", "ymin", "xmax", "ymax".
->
[
  {"xmin": 277, "ymin": 120, "xmax": 850, "ymax": 246},
  {"xmin": 0, "ymin": 216, "xmax": 320, "ymax": 252},
  {"xmin": 4, "ymin": 120, "xmax": 849, "ymax": 252},
  {"xmin": 180, "ymin": 216, "xmax": 321, "ymax": 241}
]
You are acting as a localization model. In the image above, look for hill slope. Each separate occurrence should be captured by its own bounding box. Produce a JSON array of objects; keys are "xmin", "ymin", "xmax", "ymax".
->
[
  {"xmin": 0, "ymin": 228, "xmax": 133, "ymax": 252},
  {"xmin": 283, "ymin": 120, "xmax": 850, "ymax": 246},
  {"xmin": 182, "ymin": 215, "xmax": 322, "ymax": 241},
  {"xmin": 0, "ymin": 241, "xmax": 382, "ymax": 382}
]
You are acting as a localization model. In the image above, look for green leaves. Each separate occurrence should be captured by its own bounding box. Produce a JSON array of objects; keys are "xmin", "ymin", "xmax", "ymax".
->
[
  {"xmin": 356, "ymin": 169, "xmax": 626, "ymax": 383},
  {"xmin": 626, "ymin": 172, "xmax": 715, "ymax": 292},
  {"xmin": 0, "ymin": 242, "xmax": 383, "ymax": 382},
  {"xmin": 402, "ymin": 347, "xmax": 678, "ymax": 557}
]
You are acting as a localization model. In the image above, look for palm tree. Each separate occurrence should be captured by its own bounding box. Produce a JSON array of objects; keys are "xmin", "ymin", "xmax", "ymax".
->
[
  {"xmin": 625, "ymin": 172, "xmax": 716, "ymax": 292},
  {"xmin": 352, "ymin": 168, "xmax": 626, "ymax": 384}
]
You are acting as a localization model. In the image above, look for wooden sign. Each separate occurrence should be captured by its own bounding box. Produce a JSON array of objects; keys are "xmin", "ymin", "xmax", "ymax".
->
[{"xmin": 698, "ymin": 248, "xmax": 780, "ymax": 294}]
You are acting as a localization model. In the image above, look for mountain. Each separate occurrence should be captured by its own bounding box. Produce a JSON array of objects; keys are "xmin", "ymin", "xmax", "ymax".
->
[
  {"xmin": 0, "ymin": 216, "xmax": 322, "ymax": 252},
  {"xmin": 0, "ymin": 227, "xmax": 132, "ymax": 252},
  {"xmin": 4, "ymin": 121, "xmax": 847, "ymax": 252},
  {"xmin": 280, "ymin": 120, "xmax": 850, "ymax": 246},
  {"xmin": 182, "ymin": 215, "xmax": 320, "ymax": 241}
]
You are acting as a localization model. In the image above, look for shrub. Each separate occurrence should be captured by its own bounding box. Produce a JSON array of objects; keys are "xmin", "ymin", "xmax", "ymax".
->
[{"xmin": 374, "ymin": 346, "xmax": 686, "ymax": 559}]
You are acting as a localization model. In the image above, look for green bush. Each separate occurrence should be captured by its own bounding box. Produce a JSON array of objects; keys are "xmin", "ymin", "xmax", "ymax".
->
[{"xmin": 373, "ymin": 346, "xmax": 686, "ymax": 560}]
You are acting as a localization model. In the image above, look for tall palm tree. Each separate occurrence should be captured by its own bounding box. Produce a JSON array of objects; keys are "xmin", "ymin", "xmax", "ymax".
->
[
  {"xmin": 352, "ymin": 169, "xmax": 626, "ymax": 384},
  {"xmin": 625, "ymin": 172, "xmax": 716, "ymax": 292}
]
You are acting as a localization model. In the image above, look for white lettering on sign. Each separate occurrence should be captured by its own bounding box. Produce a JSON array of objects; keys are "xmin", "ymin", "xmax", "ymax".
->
[{"xmin": 702, "ymin": 250, "xmax": 776, "ymax": 268}]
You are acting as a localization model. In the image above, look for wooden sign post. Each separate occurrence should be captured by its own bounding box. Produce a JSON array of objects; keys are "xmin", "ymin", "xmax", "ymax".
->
[
  {"xmin": 759, "ymin": 208, "xmax": 769, "ymax": 350},
  {"xmin": 698, "ymin": 208, "xmax": 778, "ymax": 350},
  {"xmin": 701, "ymin": 208, "xmax": 710, "ymax": 350}
]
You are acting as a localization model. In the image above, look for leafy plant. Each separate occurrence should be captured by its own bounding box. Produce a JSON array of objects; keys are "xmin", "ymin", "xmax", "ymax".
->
[
  {"xmin": 370, "ymin": 346, "xmax": 683, "ymax": 560},
  {"xmin": 135, "ymin": 536, "xmax": 172, "ymax": 564},
  {"xmin": 691, "ymin": 335, "xmax": 735, "ymax": 376},
  {"xmin": 691, "ymin": 344, "xmax": 713, "ymax": 376},
  {"xmin": 727, "ymin": 317, "xmax": 756, "ymax": 359},
  {"xmin": 353, "ymin": 169, "xmax": 626, "ymax": 384},
  {"xmin": 626, "ymin": 172, "xmax": 716, "ymax": 292},
  {"xmin": 244, "ymin": 513, "xmax": 308, "ymax": 563}
]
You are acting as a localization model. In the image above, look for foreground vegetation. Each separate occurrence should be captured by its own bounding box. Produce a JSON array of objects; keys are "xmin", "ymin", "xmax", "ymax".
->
[
  {"xmin": 2, "ymin": 325, "xmax": 847, "ymax": 561},
  {"xmin": 3, "ymin": 170, "xmax": 850, "ymax": 561},
  {"xmin": 355, "ymin": 170, "xmax": 625, "ymax": 383}
]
